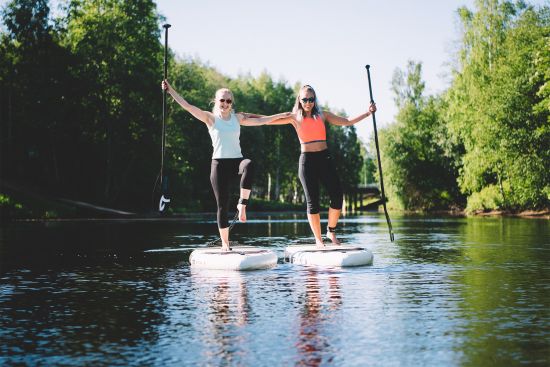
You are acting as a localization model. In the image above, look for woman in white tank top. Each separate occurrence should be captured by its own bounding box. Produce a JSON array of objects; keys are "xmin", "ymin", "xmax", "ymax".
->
[{"xmin": 162, "ymin": 80, "xmax": 291, "ymax": 251}]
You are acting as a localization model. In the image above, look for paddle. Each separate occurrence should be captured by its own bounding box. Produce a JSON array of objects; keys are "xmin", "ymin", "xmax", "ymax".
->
[
  {"xmin": 365, "ymin": 65, "xmax": 394, "ymax": 242},
  {"xmin": 158, "ymin": 23, "xmax": 171, "ymax": 212}
]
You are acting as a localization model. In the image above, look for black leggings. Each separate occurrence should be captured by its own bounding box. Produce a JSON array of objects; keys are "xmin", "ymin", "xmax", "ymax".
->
[
  {"xmin": 210, "ymin": 158, "xmax": 254, "ymax": 228},
  {"xmin": 298, "ymin": 150, "xmax": 343, "ymax": 214}
]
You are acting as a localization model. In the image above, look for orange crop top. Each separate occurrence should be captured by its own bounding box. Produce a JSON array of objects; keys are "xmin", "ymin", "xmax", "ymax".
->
[{"xmin": 296, "ymin": 116, "xmax": 326, "ymax": 144}]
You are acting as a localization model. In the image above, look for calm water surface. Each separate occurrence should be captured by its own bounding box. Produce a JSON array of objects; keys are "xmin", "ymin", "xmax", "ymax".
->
[{"xmin": 1, "ymin": 213, "xmax": 549, "ymax": 366}]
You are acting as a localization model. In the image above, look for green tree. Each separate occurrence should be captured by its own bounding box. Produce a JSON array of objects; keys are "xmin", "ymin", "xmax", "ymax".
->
[
  {"xmin": 446, "ymin": 0, "xmax": 549, "ymax": 211},
  {"xmin": 0, "ymin": 0, "xmax": 371, "ymax": 215},
  {"xmin": 1, "ymin": 0, "xmax": 73, "ymax": 190},
  {"xmin": 61, "ymin": 0, "xmax": 163, "ymax": 209},
  {"xmin": 380, "ymin": 60, "xmax": 462, "ymax": 210}
]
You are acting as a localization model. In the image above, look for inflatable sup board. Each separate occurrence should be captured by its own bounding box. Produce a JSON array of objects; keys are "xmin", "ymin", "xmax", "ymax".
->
[
  {"xmin": 190, "ymin": 246, "xmax": 277, "ymax": 270},
  {"xmin": 284, "ymin": 245, "xmax": 373, "ymax": 267}
]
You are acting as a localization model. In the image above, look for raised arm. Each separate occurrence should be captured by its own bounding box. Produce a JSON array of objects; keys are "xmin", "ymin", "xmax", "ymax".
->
[
  {"xmin": 237, "ymin": 112, "xmax": 295, "ymax": 126},
  {"xmin": 162, "ymin": 80, "xmax": 214, "ymax": 126},
  {"xmin": 323, "ymin": 102, "xmax": 377, "ymax": 126}
]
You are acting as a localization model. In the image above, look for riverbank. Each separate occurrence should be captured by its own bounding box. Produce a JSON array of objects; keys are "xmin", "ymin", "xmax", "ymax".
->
[
  {"xmin": 472, "ymin": 209, "xmax": 550, "ymax": 219},
  {"xmin": 0, "ymin": 185, "xmax": 305, "ymax": 221},
  {"xmin": 371, "ymin": 207, "xmax": 549, "ymax": 220},
  {"xmin": 2, "ymin": 182, "xmax": 547, "ymax": 221}
]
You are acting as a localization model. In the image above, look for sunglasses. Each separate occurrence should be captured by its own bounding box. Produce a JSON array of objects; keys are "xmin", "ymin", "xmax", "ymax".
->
[
  {"xmin": 301, "ymin": 97, "xmax": 315, "ymax": 104},
  {"xmin": 219, "ymin": 99, "xmax": 232, "ymax": 104}
]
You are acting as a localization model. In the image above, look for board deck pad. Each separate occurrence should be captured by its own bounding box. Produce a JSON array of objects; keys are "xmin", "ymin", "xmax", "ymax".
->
[{"xmin": 200, "ymin": 249, "xmax": 271, "ymax": 256}]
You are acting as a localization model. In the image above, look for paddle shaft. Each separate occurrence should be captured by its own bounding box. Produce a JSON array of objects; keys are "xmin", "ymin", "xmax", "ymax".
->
[
  {"xmin": 160, "ymin": 24, "xmax": 171, "ymax": 190},
  {"xmin": 365, "ymin": 65, "xmax": 394, "ymax": 242}
]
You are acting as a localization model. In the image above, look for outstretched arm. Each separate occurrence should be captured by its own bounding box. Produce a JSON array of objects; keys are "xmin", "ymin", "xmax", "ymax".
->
[
  {"xmin": 324, "ymin": 102, "xmax": 377, "ymax": 126},
  {"xmin": 162, "ymin": 80, "xmax": 214, "ymax": 126},
  {"xmin": 238, "ymin": 112, "xmax": 294, "ymax": 126},
  {"xmin": 239, "ymin": 113, "xmax": 264, "ymax": 119},
  {"xmin": 266, "ymin": 116, "xmax": 296, "ymax": 126}
]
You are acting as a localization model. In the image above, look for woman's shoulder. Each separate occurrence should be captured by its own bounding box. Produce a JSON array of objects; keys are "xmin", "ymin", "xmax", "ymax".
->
[{"xmin": 231, "ymin": 112, "xmax": 243, "ymax": 124}]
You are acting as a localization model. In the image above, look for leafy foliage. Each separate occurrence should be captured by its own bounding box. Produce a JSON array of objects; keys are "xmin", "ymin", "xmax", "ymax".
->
[
  {"xmin": 0, "ymin": 0, "xmax": 365, "ymax": 213},
  {"xmin": 379, "ymin": 1, "xmax": 549, "ymax": 212},
  {"xmin": 379, "ymin": 61, "xmax": 463, "ymax": 210},
  {"xmin": 447, "ymin": 0, "xmax": 549, "ymax": 211}
]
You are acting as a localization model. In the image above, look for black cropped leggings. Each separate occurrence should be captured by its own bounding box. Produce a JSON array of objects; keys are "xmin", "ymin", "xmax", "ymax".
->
[
  {"xmin": 298, "ymin": 150, "xmax": 343, "ymax": 214},
  {"xmin": 210, "ymin": 158, "xmax": 254, "ymax": 228}
]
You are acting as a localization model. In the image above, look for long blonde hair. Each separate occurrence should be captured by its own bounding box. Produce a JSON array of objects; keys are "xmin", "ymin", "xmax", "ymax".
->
[
  {"xmin": 211, "ymin": 88, "xmax": 235, "ymax": 117},
  {"xmin": 292, "ymin": 85, "xmax": 323, "ymax": 122}
]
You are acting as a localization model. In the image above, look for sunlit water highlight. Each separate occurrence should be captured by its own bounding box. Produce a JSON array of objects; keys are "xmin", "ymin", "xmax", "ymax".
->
[{"xmin": 1, "ymin": 213, "xmax": 549, "ymax": 366}]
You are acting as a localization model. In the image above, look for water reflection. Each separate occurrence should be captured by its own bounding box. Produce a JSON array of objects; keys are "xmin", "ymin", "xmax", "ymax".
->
[
  {"xmin": 0, "ymin": 266, "xmax": 168, "ymax": 365},
  {"xmin": 296, "ymin": 270, "xmax": 342, "ymax": 367},
  {"xmin": 453, "ymin": 217, "xmax": 550, "ymax": 367},
  {"xmin": 0, "ymin": 214, "xmax": 548, "ymax": 366},
  {"xmin": 392, "ymin": 216, "xmax": 466, "ymax": 263},
  {"xmin": 191, "ymin": 270, "xmax": 251, "ymax": 366}
]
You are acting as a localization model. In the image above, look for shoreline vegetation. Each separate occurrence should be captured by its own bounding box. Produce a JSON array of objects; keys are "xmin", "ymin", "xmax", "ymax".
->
[
  {"xmin": 1, "ymin": 0, "xmax": 548, "ymax": 218},
  {"xmin": 1, "ymin": 187, "xmax": 548, "ymax": 222},
  {"xmin": 379, "ymin": 2, "xmax": 549, "ymax": 213}
]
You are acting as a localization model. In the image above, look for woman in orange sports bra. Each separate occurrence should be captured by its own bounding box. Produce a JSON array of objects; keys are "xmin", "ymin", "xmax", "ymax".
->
[{"xmin": 268, "ymin": 85, "xmax": 376, "ymax": 247}]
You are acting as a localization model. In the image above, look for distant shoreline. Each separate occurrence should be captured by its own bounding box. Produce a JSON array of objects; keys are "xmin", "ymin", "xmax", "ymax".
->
[
  {"xmin": 396, "ymin": 208, "xmax": 550, "ymax": 219},
  {"xmin": 470, "ymin": 209, "xmax": 549, "ymax": 219},
  {"xmin": 6, "ymin": 208, "xmax": 549, "ymax": 222}
]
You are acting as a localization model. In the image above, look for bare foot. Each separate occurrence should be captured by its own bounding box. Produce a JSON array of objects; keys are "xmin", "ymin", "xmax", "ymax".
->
[
  {"xmin": 326, "ymin": 230, "xmax": 341, "ymax": 245},
  {"xmin": 221, "ymin": 243, "xmax": 231, "ymax": 251},
  {"xmin": 237, "ymin": 204, "xmax": 247, "ymax": 222},
  {"xmin": 315, "ymin": 239, "xmax": 325, "ymax": 248}
]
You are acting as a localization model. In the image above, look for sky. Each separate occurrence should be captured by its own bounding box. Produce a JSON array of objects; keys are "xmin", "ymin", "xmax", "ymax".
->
[{"xmin": 154, "ymin": 0, "xmax": 477, "ymax": 142}]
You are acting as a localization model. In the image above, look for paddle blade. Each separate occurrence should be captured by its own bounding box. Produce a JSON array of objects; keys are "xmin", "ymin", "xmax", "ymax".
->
[{"xmin": 158, "ymin": 176, "xmax": 171, "ymax": 212}]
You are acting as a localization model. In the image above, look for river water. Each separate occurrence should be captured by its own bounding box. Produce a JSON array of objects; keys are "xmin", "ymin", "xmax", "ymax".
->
[{"xmin": 1, "ymin": 213, "xmax": 549, "ymax": 366}]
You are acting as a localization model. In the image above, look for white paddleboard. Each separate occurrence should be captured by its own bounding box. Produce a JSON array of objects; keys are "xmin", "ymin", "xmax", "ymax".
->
[
  {"xmin": 284, "ymin": 245, "xmax": 373, "ymax": 267},
  {"xmin": 190, "ymin": 246, "xmax": 277, "ymax": 270}
]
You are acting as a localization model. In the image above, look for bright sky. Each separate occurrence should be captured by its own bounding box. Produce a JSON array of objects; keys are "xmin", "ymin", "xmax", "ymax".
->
[{"xmin": 154, "ymin": 0, "xmax": 477, "ymax": 142}]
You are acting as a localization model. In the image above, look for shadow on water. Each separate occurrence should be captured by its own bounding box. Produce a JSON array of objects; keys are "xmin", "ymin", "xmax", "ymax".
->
[{"xmin": 0, "ymin": 213, "xmax": 549, "ymax": 366}]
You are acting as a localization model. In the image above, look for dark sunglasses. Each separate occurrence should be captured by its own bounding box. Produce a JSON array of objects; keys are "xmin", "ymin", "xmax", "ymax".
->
[
  {"xmin": 219, "ymin": 99, "xmax": 232, "ymax": 104},
  {"xmin": 301, "ymin": 97, "xmax": 315, "ymax": 104}
]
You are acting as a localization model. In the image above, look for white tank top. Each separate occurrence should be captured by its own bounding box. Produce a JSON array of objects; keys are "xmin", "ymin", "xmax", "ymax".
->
[{"xmin": 208, "ymin": 113, "xmax": 243, "ymax": 159}]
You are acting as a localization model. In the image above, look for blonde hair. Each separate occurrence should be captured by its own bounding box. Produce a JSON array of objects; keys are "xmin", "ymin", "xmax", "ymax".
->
[
  {"xmin": 212, "ymin": 88, "xmax": 235, "ymax": 117},
  {"xmin": 292, "ymin": 85, "xmax": 323, "ymax": 122}
]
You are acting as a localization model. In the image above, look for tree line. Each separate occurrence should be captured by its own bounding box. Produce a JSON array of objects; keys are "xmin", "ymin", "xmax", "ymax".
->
[
  {"xmin": 380, "ymin": 0, "xmax": 549, "ymax": 213},
  {"xmin": 0, "ymin": 0, "xmax": 366, "ymax": 214}
]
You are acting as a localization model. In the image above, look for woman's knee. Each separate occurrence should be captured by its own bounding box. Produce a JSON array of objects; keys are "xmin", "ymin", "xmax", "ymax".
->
[
  {"xmin": 330, "ymin": 197, "xmax": 343, "ymax": 210},
  {"xmin": 239, "ymin": 158, "xmax": 254, "ymax": 188},
  {"xmin": 240, "ymin": 158, "xmax": 252, "ymax": 170},
  {"xmin": 329, "ymin": 188, "xmax": 343, "ymax": 210},
  {"xmin": 217, "ymin": 206, "xmax": 229, "ymax": 228},
  {"xmin": 307, "ymin": 201, "xmax": 320, "ymax": 214}
]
